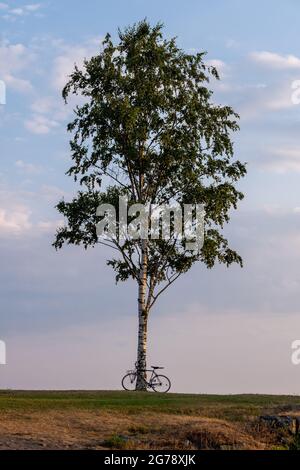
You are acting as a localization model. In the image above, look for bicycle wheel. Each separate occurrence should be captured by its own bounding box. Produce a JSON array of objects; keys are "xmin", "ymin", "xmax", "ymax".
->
[
  {"xmin": 151, "ymin": 374, "xmax": 171, "ymax": 393},
  {"xmin": 121, "ymin": 372, "xmax": 137, "ymax": 391}
]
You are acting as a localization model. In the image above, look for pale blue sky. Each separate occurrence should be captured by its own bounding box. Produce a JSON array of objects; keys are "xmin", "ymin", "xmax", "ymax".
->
[{"xmin": 1, "ymin": 0, "xmax": 300, "ymax": 392}]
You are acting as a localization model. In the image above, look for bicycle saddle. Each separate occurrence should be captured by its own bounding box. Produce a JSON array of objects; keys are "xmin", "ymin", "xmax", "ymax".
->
[{"xmin": 151, "ymin": 366, "xmax": 164, "ymax": 369}]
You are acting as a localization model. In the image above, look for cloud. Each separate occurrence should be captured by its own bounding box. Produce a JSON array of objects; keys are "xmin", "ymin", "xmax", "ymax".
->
[
  {"xmin": 0, "ymin": 205, "xmax": 32, "ymax": 234},
  {"xmin": 251, "ymin": 51, "xmax": 300, "ymax": 69},
  {"xmin": 31, "ymin": 97, "xmax": 54, "ymax": 114},
  {"xmin": 36, "ymin": 219, "xmax": 64, "ymax": 232},
  {"xmin": 4, "ymin": 74, "xmax": 33, "ymax": 93},
  {"xmin": 0, "ymin": 204, "xmax": 63, "ymax": 236},
  {"xmin": 27, "ymin": 38, "xmax": 102, "ymax": 131},
  {"xmin": 206, "ymin": 59, "xmax": 227, "ymax": 70},
  {"xmin": 25, "ymin": 4, "xmax": 41, "ymax": 12},
  {"xmin": 0, "ymin": 186, "xmax": 34, "ymax": 236},
  {"xmin": 22, "ymin": 38, "xmax": 103, "ymax": 134},
  {"xmin": 265, "ymin": 87, "xmax": 294, "ymax": 110},
  {"xmin": 0, "ymin": 43, "xmax": 30, "ymax": 71},
  {"xmin": 2, "ymin": 3, "xmax": 41, "ymax": 20},
  {"xmin": 0, "ymin": 41, "xmax": 34, "ymax": 94},
  {"xmin": 260, "ymin": 147, "xmax": 300, "ymax": 173},
  {"xmin": 0, "ymin": 184, "xmax": 65, "ymax": 237},
  {"xmin": 52, "ymin": 38, "xmax": 102, "ymax": 91},
  {"xmin": 30, "ymin": 96, "xmax": 69, "ymax": 121},
  {"xmin": 24, "ymin": 114, "xmax": 59, "ymax": 134},
  {"xmin": 40, "ymin": 185, "xmax": 69, "ymax": 204},
  {"xmin": 9, "ymin": 8, "xmax": 23, "ymax": 16},
  {"xmin": 206, "ymin": 59, "xmax": 229, "ymax": 78},
  {"xmin": 15, "ymin": 160, "xmax": 41, "ymax": 175},
  {"xmin": 52, "ymin": 49, "xmax": 87, "ymax": 91},
  {"xmin": 236, "ymin": 80, "xmax": 296, "ymax": 119}
]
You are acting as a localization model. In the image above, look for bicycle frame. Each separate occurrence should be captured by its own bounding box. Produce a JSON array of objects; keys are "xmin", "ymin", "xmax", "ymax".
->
[{"xmin": 135, "ymin": 368, "xmax": 159, "ymax": 389}]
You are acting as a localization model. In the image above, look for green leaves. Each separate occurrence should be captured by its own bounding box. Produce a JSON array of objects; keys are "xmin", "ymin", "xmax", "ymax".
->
[{"xmin": 54, "ymin": 19, "xmax": 247, "ymax": 295}]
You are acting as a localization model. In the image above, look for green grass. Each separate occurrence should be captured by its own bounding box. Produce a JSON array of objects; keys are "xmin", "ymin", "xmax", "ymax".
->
[
  {"xmin": 103, "ymin": 434, "xmax": 135, "ymax": 449},
  {"xmin": 0, "ymin": 390, "xmax": 299, "ymax": 420}
]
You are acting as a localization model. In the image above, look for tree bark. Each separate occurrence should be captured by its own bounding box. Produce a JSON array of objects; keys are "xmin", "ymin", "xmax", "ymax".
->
[{"xmin": 136, "ymin": 239, "xmax": 148, "ymax": 391}]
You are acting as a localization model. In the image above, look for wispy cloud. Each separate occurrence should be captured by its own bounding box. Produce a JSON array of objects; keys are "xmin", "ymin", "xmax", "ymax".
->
[
  {"xmin": 260, "ymin": 147, "xmax": 300, "ymax": 173},
  {"xmin": 236, "ymin": 80, "xmax": 296, "ymax": 119},
  {"xmin": 25, "ymin": 4, "xmax": 41, "ymax": 12},
  {"xmin": 206, "ymin": 58, "xmax": 229, "ymax": 78},
  {"xmin": 250, "ymin": 51, "xmax": 300, "ymax": 69},
  {"xmin": 2, "ymin": 3, "xmax": 42, "ymax": 21},
  {"xmin": 0, "ymin": 183, "xmax": 65, "ymax": 237},
  {"xmin": 0, "ymin": 41, "xmax": 35, "ymax": 94},
  {"xmin": 24, "ymin": 114, "xmax": 59, "ymax": 135},
  {"xmin": 5, "ymin": 74, "xmax": 33, "ymax": 93},
  {"xmin": 15, "ymin": 159, "xmax": 42, "ymax": 175},
  {"xmin": 51, "ymin": 37, "xmax": 102, "ymax": 91},
  {"xmin": 22, "ymin": 37, "xmax": 103, "ymax": 135},
  {"xmin": 0, "ymin": 205, "xmax": 32, "ymax": 234}
]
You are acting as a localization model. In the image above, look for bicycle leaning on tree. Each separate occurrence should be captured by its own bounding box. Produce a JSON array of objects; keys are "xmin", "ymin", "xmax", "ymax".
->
[{"xmin": 122, "ymin": 363, "xmax": 171, "ymax": 393}]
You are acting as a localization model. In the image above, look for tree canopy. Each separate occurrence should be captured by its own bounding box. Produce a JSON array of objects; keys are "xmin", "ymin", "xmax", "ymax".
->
[{"xmin": 54, "ymin": 20, "xmax": 246, "ymax": 302}]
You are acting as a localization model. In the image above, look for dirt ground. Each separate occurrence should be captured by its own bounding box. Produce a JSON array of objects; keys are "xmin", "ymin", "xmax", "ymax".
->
[{"xmin": 0, "ymin": 409, "xmax": 276, "ymax": 450}]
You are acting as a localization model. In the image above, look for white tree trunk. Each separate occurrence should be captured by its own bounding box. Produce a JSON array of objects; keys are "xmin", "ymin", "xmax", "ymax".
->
[{"xmin": 136, "ymin": 239, "xmax": 148, "ymax": 391}]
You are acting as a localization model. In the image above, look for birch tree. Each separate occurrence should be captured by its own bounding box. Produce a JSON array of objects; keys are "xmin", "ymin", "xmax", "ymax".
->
[{"xmin": 53, "ymin": 20, "xmax": 247, "ymax": 390}]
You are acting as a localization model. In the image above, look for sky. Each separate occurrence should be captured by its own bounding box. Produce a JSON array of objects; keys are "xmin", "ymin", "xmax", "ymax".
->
[{"xmin": 1, "ymin": 0, "xmax": 300, "ymax": 393}]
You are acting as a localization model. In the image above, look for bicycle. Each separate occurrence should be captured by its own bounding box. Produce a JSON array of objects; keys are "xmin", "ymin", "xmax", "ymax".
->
[{"xmin": 122, "ymin": 363, "xmax": 171, "ymax": 393}]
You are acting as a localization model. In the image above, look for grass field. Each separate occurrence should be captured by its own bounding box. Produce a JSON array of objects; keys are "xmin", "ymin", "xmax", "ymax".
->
[{"xmin": 0, "ymin": 391, "xmax": 299, "ymax": 449}]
